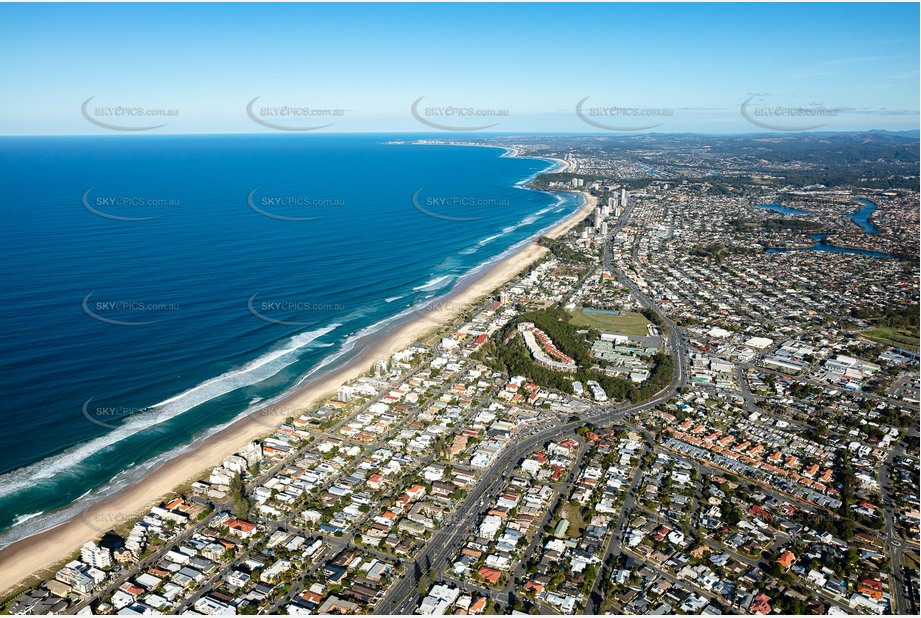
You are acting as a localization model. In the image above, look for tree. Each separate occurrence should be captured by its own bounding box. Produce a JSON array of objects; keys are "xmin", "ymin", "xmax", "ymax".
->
[{"xmin": 229, "ymin": 472, "xmax": 251, "ymax": 519}]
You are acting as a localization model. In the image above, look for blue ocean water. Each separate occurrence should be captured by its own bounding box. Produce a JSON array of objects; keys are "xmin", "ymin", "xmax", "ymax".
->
[{"xmin": 0, "ymin": 135, "xmax": 580, "ymax": 541}]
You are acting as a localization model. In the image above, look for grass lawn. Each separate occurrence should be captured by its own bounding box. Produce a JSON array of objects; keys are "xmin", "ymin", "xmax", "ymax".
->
[
  {"xmin": 561, "ymin": 501, "xmax": 586, "ymax": 538},
  {"xmin": 863, "ymin": 327, "xmax": 919, "ymax": 351},
  {"xmin": 569, "ymin": 308, "xmax": 650, "ymax": 336}
]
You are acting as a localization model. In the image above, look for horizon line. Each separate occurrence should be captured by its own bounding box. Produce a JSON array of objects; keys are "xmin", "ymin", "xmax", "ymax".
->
[{"xmin": 1, "ymin": 128, "xmax": 919, "ymax": 138}]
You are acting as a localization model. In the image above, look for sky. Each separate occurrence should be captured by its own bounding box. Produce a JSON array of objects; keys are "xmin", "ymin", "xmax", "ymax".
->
[{"xmin": 0, "ymin": 2, "xmax": 918, "ymax": 134}]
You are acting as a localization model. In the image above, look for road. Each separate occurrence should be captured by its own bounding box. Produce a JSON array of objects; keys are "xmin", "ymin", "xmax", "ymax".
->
[
  {"xmin": 877, "ymin": 431, "xmax": 918, "ymax": 615},
  {"xmin": 382, "ymin": 411, "xmax": 684, "ymax": 616},
  {"xmin": 583, "ymin": 439, "xmax": 650, "ymax": 614},
  {"xmin": 619, "ymin": 547, "xmax": 740, "ymax": 613},
  {"xmin": 379, "ymin": 200, "xmax": 689, "ymax": 613},
  {"xmin": 263, "ymin": 378, "xmax": 503, "ymax": 614}
]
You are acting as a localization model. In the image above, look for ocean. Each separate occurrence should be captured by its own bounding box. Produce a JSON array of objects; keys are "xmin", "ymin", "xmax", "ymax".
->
[{"xmin": 0, "ymin": 134, "xmax": 581, "ymax": 543}]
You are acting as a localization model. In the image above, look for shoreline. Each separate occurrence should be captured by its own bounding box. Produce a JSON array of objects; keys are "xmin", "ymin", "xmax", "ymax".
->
[
  {"xmin": 410, "ymin": 139, "xmax": 570, "ymax": 175},
  {"xmin": 0, "ymin": 147, "xmax": 592, "ymax": 599}
]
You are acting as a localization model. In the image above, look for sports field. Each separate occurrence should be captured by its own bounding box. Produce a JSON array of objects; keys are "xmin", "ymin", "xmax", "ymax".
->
[
  {"xmin": 569, "ymin": 309, "xmax": 650, "ymax": 336},
  {"xmin": 863, "ymin": 327, "xmax": 919, "ymax": 351}
]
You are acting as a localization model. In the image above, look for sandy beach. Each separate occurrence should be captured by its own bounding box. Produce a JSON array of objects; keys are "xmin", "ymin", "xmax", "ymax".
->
[
  {"xmin": 414, "ymin": 141, "xmax": 570, "ymax": 175},
  {"xmin": 0, "ymin": 151, "xmax": 592, "ymax": 599}
]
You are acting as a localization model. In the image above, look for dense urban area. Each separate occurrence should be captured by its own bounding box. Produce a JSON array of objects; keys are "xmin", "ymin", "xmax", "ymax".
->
[{"xmin": 4, "ymin": 133, "xmax": 919, "ymax": 616}]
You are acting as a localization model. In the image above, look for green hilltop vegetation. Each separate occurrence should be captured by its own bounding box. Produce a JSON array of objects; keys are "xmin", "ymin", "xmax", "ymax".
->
[
  {"xmin": 853, "ymin": 303, "xmax": 919, "ymax": 351},
  {"xmin": 477, "ymin": 306, "xmax": 673, "ymax": 404},
  {"xmin": 537, "ymin": 236, "xmax": 593, "ymax": 264},
  {"xmin": 529, "ymin": 172, "xmax": 604, "ymax": 189}
]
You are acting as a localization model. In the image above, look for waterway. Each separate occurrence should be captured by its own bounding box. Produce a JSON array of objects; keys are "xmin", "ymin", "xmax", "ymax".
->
[
  {"xmin": 757, "ymin": 200, "xmax": 892, "ymax": 258},
  {"xmin": 766, "ymin": 234, "xmax": 893, "ymax": 259}
]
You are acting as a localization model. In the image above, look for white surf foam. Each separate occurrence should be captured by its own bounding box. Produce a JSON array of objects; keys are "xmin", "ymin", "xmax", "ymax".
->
[
  {"xmin": 412, "ymin": 275, "xmax": 453, "ymax": 292},
  {"xmin": 10, "ymin": 512, "xmax": 42, "ymax": 527},
  {"xmin": 0, "ymin": 324, "xmax": 340, "ymax": 499}
]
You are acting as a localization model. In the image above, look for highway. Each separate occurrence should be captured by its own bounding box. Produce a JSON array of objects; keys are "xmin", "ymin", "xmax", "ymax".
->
[
  {"xmin": 378, "ymin": 198, "xmax": 690, "ymax": 613},
  {"xmin": 878, "ymin": 431, "xmax": 919, "ymax": 615}
]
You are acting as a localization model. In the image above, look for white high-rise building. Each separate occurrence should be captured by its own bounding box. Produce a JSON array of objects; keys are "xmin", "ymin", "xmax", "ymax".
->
[
  {"xmin": 81, "ymin": 542, "xmax": 112, "ymax": 569},
  {"xmin": 593, "ymin": 207, "xmax": 602, "ymax": 228},
  {"xmin": 238, "ymin": 441, "xmax": 263, "ymax": 467},
  {"xmin": 620, "ymin": 188, "xmax": 628, "ymax": 206}
]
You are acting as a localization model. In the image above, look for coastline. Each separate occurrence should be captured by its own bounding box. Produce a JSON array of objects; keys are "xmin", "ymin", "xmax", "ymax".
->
[
  {"xmin": 411, "ymin": 140, "xmax": 570, "ymax": 175},
  {"xmin": 0, "ymin": 152, "xmax": 592, "ymax": 599}
]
